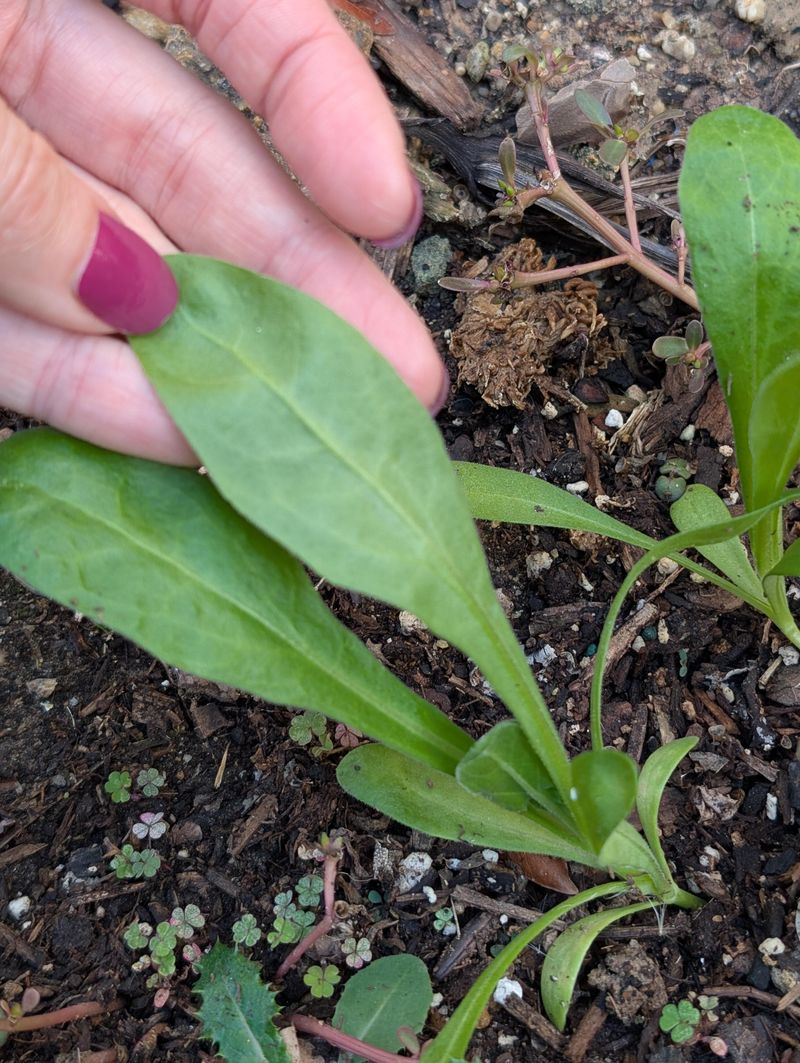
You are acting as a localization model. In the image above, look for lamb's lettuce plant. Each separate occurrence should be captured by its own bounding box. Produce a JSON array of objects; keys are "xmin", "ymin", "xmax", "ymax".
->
[{"xmin": 0, "ymin": 256, "xmax": 700, "ymax": 1047}]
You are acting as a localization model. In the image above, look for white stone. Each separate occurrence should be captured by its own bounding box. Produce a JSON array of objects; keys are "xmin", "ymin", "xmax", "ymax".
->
[
  {"xmin": 526, "ymin": 550, "xmax": 553, "ymax": 577},
  {"xmin": 759, "ymin": 936, "xmax": 785, "ymax": 957},
  {"xmin": 566, "ymin": 480, "xmax": 589, "ymax": 495},
  {"xmin": 637, "ymin": 44, "xmax": 653, "ymax": 61},
  {"xmin": 541, "ymin": 401, "xmax": 559, "ymax": 420},
  {"xmin": 657, "ymin": 557, "xmax": 680, "ymax": 576},
  {"xmin": 399, "ymin": 611, "xmax": 427, "ymax": 635},
  {"xmin": 660, "ymin": 31, "xmax": 696, "ymax": 61},
  {"xmin": 735, "ymin": 0, "xmax": 765, "ymax": 22},
  {"xmin": 482, "ymin": 849, "xmax": 500, "ymax": 864},
  {"xmin": 8, "ymin": 896, "xmax": 31, "ymax": 921},
  {"xmin": 493, "ymin": 977, "xmax": 524, "ymax": 1004},
  {"xmin": 765, "ymin": 793, "xmax": 779, "ymax": 821},
  {"xmin": 680, "ymin": 424, "xmax": 696, "ymax": 442},
  {"xmin": 422, "ymin": 886, "xmax": 437, "ymax": 904},
  {"xmin": 779, "ymin": 646, "xmax": 800, "ymax": 666},
  {"xmin": 396, "ymin": 851, "xmax": 432, "ymax": 893},
  {"xmin": 604, "ymin": 409, "xmax": 625, "ymax": 429}
]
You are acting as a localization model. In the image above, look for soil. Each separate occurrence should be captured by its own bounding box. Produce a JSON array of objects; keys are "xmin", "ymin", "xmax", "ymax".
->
[{"xmin": 3, "ymin": 2, "xmax": 800, "ymax": 1061}]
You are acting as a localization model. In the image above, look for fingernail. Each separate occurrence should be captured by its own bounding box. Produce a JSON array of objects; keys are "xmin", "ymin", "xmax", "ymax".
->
[
  {"xmin": 428, "ymin": 366, "xmax": 450, "ymax": 416},
  {"xmin": 77, "ymin": 213, "xmax": 178, "ymax": 334},
  {"xmin": 371, "ymin": 176, "xmax": 424, "ymax": 250}
]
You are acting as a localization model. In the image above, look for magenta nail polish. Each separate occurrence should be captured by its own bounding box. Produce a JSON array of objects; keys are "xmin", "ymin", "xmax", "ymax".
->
[
  {"xmin": 371, "ymin": 178, "xmax": 424, "ymax": 250},
  {"xmin": 77, "ymin": 213, "xmax": 178, "ymax": 334}
]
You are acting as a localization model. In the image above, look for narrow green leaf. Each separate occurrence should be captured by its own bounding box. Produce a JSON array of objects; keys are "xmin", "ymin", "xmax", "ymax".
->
[
  {"xmin": 568, "ymin": 749, "xmax": 637, "ymax": 854},
  {"xmin": 333, "ymin": 955, "xmax": 432, "ymax": 1062},
  {"xmin": 539, "ymin": 903, "xmax": 651, "ymax": 1030},
  {"xmin": 421, "ymin": 882, "xmax": 630, "ymax": 1063},
  {"xmin": 503, "ymin": 43, "xmax": 530, "ymax": 62},
  {"xmin": 454, "ymin": 463, "xmax": 655, "ymax": 548},
  {"xmin": 0, "ymin": 430, "xmax": 470, "ymax": 772},
  {"xmin": 636, "ymin": 737, "xmax": 699, "ymax": 894},
  {"xmin": 748, "ymin": 352, "xmax": 800, "ymax": 514},
  {"xmin": 131, "ymin": 256, "xmax": 571, "ymax": 798},
  {"xmin": 455, "ymin": 721, "xmax": 566, "ymax": 819},
  {"xmin": 195, "ymin": 942, "xmax": 289, "ymax": 1063},
  {"xmin": 574, "ymin": 88, "xmax": 613, "ymax": 130},
  {"xmin": 768, "ymin": 537, "xmax": 800, "ymax": 576},
  {"xmin": 680, "ymin": 106, "xmax": 800, "ymax": 510},
  {"xmin": 337, "ymin": 745, "xmax": 598, "ymax": 865},
  {"xmin": 670, "ymin": 484, "xmax": 765, "ymax": 602}
]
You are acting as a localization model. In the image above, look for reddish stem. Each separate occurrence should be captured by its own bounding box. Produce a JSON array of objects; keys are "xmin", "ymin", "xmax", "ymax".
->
[
  {"xmin": 525, "ymin": 84, "xmax": 561, "ymax": 179},
  {"xmin": 618, "ymin": 157, "xmax": 641, "ymax": 253},
  {"xmin": 275, "ymin": 850, "xmax": 338, "ymax": 980},
  {"xmin": 0, "ymin": 998, "xmax": 121, "ymax": 1033},
  {"xmin": 507, "ymin": 253, "xmax": 629, "ymax": 289},
  {"xmin": 292, "ymin": 1014, "xmax": 419, "ymax": 1063}
]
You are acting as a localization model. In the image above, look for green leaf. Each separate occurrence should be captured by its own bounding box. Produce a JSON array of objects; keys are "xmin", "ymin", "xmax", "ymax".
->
[
  {"xmin": 598, "ymin": 138, "xmax": 627, "ymax": 168},
  {"xmin": 455, "ymin": 721, "xmax": 566, "ymax": 818},
  {"xmin": 333, "ymin": 955, "xmax": 432, "ymax": 1063},
  {"xmin": 454, "ymin": 462, "xmax": 655, "ymax": 548},
  {"xmin": 0, "ymin": 429, "xmax": 469, "ymax": 773},
  {"xmin": 670, "ymin": 484, "xmax": 766, "ymax": 603},
  {"xmin": 574, "ymin": 88, "xmax": 613, "ymax": 130},
  {"xmin": 539, "ymin": 902, "xmax": 651, "ymax": 1030},
  {"xmin": 567, "ymin": 749, "xmax": 637, "ymax": 854},
  {"xmin": 652, "ymin": 335, "xmax": 689, "ymax": 361},
  {"xmin": 195, "ymin": 942, "xmax": 288, "ymax": 1063},
  {"xmin": 748, "ymin": 352, "xmax": 800, "ymax": 515},
  {"xmin": 503, "ymin": 43, "xmax": 531, "ymax": 62},
  {"xmin": 636, "ymin": 738, "xmax": 700, "ymax": 904},
  {"xmin": 338, "ymin": 744, "xmax": 599, "ymax": 865},
  {"xmin": 680, "ymin": 106, "xmax": 800, "ymax": 511},
  {"xmin": 131, "ymin": 256, "xmax": 571, "ymax": 798},
  {"xmin": 768, "ymin": 537, "xmax": 800, "ymax": 576}
]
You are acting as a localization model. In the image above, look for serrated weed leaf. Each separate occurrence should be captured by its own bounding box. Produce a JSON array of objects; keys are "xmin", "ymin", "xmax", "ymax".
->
[
  {"xmin": 131, "ymin": 256, "xmax": 570, "ymax": 796},
  {"xmin": 680, "ymin": 106, "xmax": 800, "ymax": 510},
  {"xmin": 195, "ymin": 942, "xmax": 288, "ymax": 1063},
  {"xmin": 568, "ymin": 749, "xmax": 637, "ymax": 854},
  {"xmin": 0, "ymin": 429, "xmax": 468, "ymax": 774},
  {"xmin": 333, "ymin": 955, "xmax": 432, "ymax": 1062}
]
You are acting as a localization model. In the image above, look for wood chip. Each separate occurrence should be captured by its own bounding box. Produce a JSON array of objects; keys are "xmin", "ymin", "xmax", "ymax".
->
[
  {"xmin": 0, "ymin": 842, "xmax": 46, "ymax": 868},
  {"xmin": 228, "ymin": 794, "xmax": 278, "ymax": 857}
]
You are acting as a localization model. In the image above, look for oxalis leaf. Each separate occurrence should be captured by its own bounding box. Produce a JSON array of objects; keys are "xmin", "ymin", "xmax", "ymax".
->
[
  {"xmin": 333, "ymin": 955, "xmax": 432, "ymax": 1063},
  {"xmin": 0, "ymin": 430, "xmax": 469, "ymax": 773},
  {"xmin": 194, "ymin": 942, "xmax": 289, "ymax": 1063},
  {"xmin": 680, "ymin": 106, "xmax": 800, "ymax": 511},
  {"xmin": 131, "ymin": 256, "xmax": 571, "ymax": 798}
]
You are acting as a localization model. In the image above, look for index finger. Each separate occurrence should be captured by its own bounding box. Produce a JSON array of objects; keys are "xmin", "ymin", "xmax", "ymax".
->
[{"xmin": 149, "ymin": 0, "xmax": 420, "ymax": 245}]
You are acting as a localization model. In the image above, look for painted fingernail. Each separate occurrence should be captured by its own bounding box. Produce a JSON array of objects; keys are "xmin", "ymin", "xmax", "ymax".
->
[
  {"xmin": 428, "ymin": 366, "xmax": 450, "ymax": 416},
  {"xmin": 77, "ymin": 213, "xmax": 178, "ymax": 334},
  {"xmin": 371, "ymin": 176, "xmax": 424, "ymax": 250}
]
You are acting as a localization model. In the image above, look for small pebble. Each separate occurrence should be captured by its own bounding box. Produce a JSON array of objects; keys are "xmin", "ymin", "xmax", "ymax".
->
[
  {"xmin": 482, "ymin": 849, "xmax": 500, "ymax": 864},
  {"xmin": 604, "ymin": 409, "xmax": 625, "ymax": 429},
  {"xmin": 526, "ymin": 550, "xmax": 553, "ymax": 577},
  {"xmin": 719, "ymin": 444, "xmax": 734, "ymax": 457},
  {"xmin": 766, "ymin": 793, "xmax": 779, "ymax": 821},
  {"xmin": 637, "ymin": 44, "xmax": 653, "ymax": 61},
  {"xmin": 396, "ymin": 852, "xmax": 433, "ymax": 893},
  {"xmin": 454, "ymin": 61, "xmax": 467, "ymax": 77},
  {"xmin": 422, "ymin": 885, "xmax": 437, "ymax": 904},
  {"xmin": 657, "ymin": 557, "xmax": 680, "ymax": 576},
  {"xmin": 735, "ymin": 0, "xmax": 765, "ymax": 21},
  {"xmin": 8, "ymin": 896, "xmax": 31, "ymax": 921},
  {"xmin": 465, "ymin": 40, "xmax": 490, "ymax": 83},
  {"xmin": 759, "ymin": 936, "xmax": 785, "ymax": 957},
  {"xmin": 541, "ymin": 401, "xmax": 559, "ymax": 419},
  {"xmin": 566, "ymin": 480, "xmax": 589, "ymax": 495},
  {"xmin": 484, "ymin": 10, "xmax": 503, "ymax": 31},
  {"xmin": 680, "ymin": 424, "xmax": 696, "ymax": 442},
  {"xmin": 493, "ymin": 977, "xmax": 523, "ymax": 1004},
  {"xmin": 660, "ymin": 31, "xmax": 696, "ymax": 61},
  {"xmin": 399, "ymin": 611, "xmax": 427, "ymax": 635},
  {"xmin": 632, "ymin": 635, "xmax": 646, "ymax": 652},
  {"xmin": 779, "ymin": 647, "xmax": 800, "ymax": 666}
]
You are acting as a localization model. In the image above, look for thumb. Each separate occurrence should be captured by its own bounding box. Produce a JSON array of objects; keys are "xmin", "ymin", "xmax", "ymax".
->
[{"xmin": 0, "ymin": 95, "xmax": 177, "ymax": 335}]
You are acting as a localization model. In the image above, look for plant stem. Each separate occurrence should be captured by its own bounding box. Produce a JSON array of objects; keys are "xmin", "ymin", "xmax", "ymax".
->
[
  {"xmin": 276, "ymin": 850, "xmax": 338, "ymax": 980},
  {"xmin": 291, "ymin": 1014, "xmax": 418, "ymax": 1063},
  {"xmin": 0, "ymin": 998, "xmax": 121, "ymax": 1033},
  {"xmin": 507, "ymin": 254, "xmax": 630, "ymax": 289},
  {"xmin": 618, "ymin": 157, "xmax": 641, "ymax": 253}
]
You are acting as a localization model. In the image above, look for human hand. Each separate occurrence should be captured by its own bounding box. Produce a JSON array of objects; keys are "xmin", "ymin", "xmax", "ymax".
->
[{"xmin": 0, "ymin": 0, "xmax": 447, "ymax": 464}]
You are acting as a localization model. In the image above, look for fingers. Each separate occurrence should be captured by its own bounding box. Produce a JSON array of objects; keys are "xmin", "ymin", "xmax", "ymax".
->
[
  {"xmin": 0, "ymin": 305, "xmax": 195, "ymax": 464},
  {"xmin": 2, "ymin": 1, "xmax": 446, "ymax": 410},
  {"xmin": 152, "ymin": 0, "xmax": 420, "ymax": 245},
  {"xmin": 0, "ymin": 96, "xmax": 178, "ymax": 336}
]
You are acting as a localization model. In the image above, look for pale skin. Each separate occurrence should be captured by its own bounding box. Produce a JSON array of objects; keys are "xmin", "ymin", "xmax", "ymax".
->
[{"xmin": 0, "ymin": 0, "xmax": 446, "ymax": 464}]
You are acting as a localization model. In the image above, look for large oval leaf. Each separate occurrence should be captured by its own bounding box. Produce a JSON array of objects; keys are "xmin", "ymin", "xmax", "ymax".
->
[
  {"xmin": 568, "ymin": 748, "xmax": 637, "ymax": 854},
  {"xmin": 131, "ymin": 256, "xmax": 571, "ymax": 796},
  {"xmin": 0, "ymin": 429, "xmax": 470, "ymax": 772},
  {"xmin": 680, "ymin": 106, "xmax": 800, "ymax": 510},
  {"xmin": 337, "ymin": 744, "xmax": 596, "ymax": 864}
]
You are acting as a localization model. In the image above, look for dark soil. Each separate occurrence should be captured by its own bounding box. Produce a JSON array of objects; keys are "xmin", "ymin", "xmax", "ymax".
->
[{"xmin": 2, "ymin": 2, "xmax": 800, "ymax": 1061}]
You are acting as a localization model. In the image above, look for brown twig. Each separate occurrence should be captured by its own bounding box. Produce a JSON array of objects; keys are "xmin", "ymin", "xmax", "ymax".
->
[
  {"xmin": 701, "ymin": 985, "xmax": 800, "ymax": 1023},
  {"xmin": 292, "ymin": 1014, "xmax": 420, "ymax": 1062}
]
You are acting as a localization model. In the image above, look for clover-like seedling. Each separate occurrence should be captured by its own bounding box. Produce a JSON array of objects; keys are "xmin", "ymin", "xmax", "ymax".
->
[
  {"xmin": 137, "ymin": 767, "xmax": 166, "ymax": 797},
  {"xmin": 149, "ymin": 921, "xmax": 179, "ymax": 978},
  {"xmin": 104, "ymin": 770, "xmax": 131, "ymax": 804},
  {"xmin": 170, "ymin": 904, "xmax": 205, "ymax": 940},
  {"xmin": 124, "ymin": 921, "xmax": 154, "ymax": 951},
  {"xmin": 342, "ymin": 936, "xmax": 372, "ymax": 970},
  {"xmin": 296, "ymin": 874, "xmax": 324, "ymax": 908},
  {"xmin": 267, "ymin": 909, "xmax": 314, "ymax": 948},
  {"xmin": 654, "ymin": 456, "xmax": 694, "ymax": 504},
  {"xmin": 111, "ymin": 845, "xmax": 162, "ymax": 880},
  {"xmin": 433, "ymin": 907, "xmax": 456, "ymax": 933},
  {"xmin": 288, "ymin": 710, "xmax": 333, "ymax": 756},
  {"xmin": 659, "ymin": 999, "xmax": 701, "ymax": 1044},
  {"xmin": 303, "ymin": 963, "xmax": 341, "ymax": 999},
  {"xmin": 232, "ymin": 913, "xmax": 262, "ymax": 948},
  {"xmin": 132, "ymin": 811, "xmax": 168, "ymax": 842}
]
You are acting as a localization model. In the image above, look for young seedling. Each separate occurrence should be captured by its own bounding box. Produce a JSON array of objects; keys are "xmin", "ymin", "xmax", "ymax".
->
[
  {"xmin": 342, "ymin": 936, "xmax": 373, "ymax": 970},
  {"xmin": 110, "ymin": 844, "xmax": 161, "ymax": 880},
  {"xmin": 232, "ymin": 913, "xmax": 262, "ymax": 948},
  {"xmin": 303, "ymin": 963, "xmax": 341, "ymax": 999},
  {"xmin": 104, "ymin": 770, "xmax": 131, "ymax": 804},
  {"xmin": 288, "ymin": 709, "xmax": 334, "ymax": 756},
  {"xmin": 137, "ymin": 767, "xmax": 165, "ymax": 797},
  {"xmin": 440, "ymin": 44, "xmax": 699, "ymax": 309},
  {"xmin": 652, "ymin": 318, "xmax": 711, "ymax": 393},
  {"xmin": 433, "ymin": 907, "xmax": 456, "ymax": 934},
  {"xmin": 132, "ymin": 811, "xmax": 168, "ymax": 841},
  {"xmin": 170, "ymin": 904, "xmax": 205, "ymax": 939}
]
